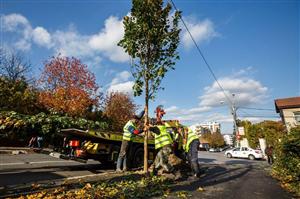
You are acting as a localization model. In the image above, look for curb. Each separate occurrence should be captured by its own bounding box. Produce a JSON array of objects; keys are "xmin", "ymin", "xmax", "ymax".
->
[
  {"xmin": 0, "ymin": 148, "xmax": 53, "ymax": 155},
  {"xmin": 0, "ymin": 171, "xmax": 120, "ymax": 198},
  {"xmin": 0, "ymin": 150, "xmax": 27, "ymax": 155}
]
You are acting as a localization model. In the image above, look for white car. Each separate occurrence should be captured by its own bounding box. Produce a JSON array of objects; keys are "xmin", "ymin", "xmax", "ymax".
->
[{"xmin": 225, "ymin": 147, "xmax": 263, "ymax": 160}]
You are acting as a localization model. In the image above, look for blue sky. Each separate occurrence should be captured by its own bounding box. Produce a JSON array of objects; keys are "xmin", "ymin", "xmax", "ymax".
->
[{"xmin": 1, "ymin": 0, "xmax": 299, "ymax": 133}]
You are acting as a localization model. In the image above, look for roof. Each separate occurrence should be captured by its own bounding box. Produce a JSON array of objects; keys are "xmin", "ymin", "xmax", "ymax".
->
[{"xmin": 275, "ymin": 96, "xmax": 300, "ymax": 113}]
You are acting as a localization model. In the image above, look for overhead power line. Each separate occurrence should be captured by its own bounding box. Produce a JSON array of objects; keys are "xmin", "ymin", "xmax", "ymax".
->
[
  {"xmin": 239, "ymin": 106, "xmax": 275, "ymax": 111},
  {"xmin": 169, "ymin": 0, "xmax": 233, "ymax": 107}
]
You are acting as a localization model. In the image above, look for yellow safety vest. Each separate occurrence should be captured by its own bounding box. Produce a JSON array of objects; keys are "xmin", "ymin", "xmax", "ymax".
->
[
  {"xmin": 185, "ymin": 128, "xmax": 199, "ymax": 152},
  {"xmin": 123, "ymin": 120, "xmax": 136, "ymax": 141},
  {"xmin": 154, "ymin": 125, "xmax": 173, "ymax": 150}
]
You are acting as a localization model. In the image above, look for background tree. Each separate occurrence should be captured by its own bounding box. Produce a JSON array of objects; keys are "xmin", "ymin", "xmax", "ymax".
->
[
  {"xmin": 103, "ymin": 92, "xmax": 137, "ymax": 131},
  {"xmin": 210, "ymin": 131, "xmax": 225, "ymax": 148},
  {"xmin": 118, "ymin": 0, "xmax": 181, "ymax": 172},
  {"xmin": 238, "ymin": 119, "xmax": 285, "ymax": 148},
  {"xmin": 39, "ymin": 56, "xmax": 100, "ymax": 117},
  {"xmin": 0, "ymin": 48, "xmax": 32, "ymax": 81},
  {"xmin": 0, "ymin": 77, "xmax": 41, "ymax": 114}
]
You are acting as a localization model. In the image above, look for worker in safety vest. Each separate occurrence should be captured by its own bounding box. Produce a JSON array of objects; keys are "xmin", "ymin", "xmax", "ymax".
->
[
  {"xmin": 149, "ymin": 124, "xmax": 174, "ymax": 175},
  {"xmin": 116, "ymin": 110, "xmax": 145, "ymax": 172},
  {"xmin": 180, "ymin": 126, "xmax": 200, "ymax": 177}
]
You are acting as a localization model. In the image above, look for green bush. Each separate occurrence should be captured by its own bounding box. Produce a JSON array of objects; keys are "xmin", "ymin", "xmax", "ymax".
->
[
  {"xmin": 272, "ymin": 126, "xmax": 300, "ymax": 196},
  {"xmin": 0, "ymin": 111, "xmax": 110, "ymax": 146}
]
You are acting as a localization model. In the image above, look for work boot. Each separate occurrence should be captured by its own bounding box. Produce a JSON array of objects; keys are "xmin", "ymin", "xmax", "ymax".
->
[{"xmin": 191, "ymin": 162, "xmax": 200, "ymax": 176}]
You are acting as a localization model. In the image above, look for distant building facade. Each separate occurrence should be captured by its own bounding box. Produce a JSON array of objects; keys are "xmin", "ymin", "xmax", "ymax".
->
[
  {"xmin": 223, "ymin": 134, "xmax": 233, "ymax": 146},
  {"xmin": 190, "ymin": 122, "xmax": 221, "ymax": 134},
  {"xmin": 275, "ymin": 96, "xmax": 300, "ymax": 132}
]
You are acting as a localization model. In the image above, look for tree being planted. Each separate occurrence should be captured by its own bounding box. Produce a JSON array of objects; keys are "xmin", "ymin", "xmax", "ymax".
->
[{"xmin": 118, "ymin": 0, "xmax": 181, "ymax": 172}]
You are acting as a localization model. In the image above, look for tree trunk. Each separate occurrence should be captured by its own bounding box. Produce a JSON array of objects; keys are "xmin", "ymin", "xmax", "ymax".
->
[{"xmin": 143, "ymin": 78, "xmax": 149, "ymax": 173}]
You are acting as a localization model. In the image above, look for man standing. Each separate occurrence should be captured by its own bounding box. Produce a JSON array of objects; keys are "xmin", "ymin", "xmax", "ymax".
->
[
  {"xmin": 181, "ymin": 126, "xmax": 200, "ymax": 177},
  {"xmin": 150, "ymin": 124, "xmax": 174, "ymax": 175},
  {"xmin": 265, "ymin": 145, "xmax": 274, "ymax": 165},
  {"xmin": 116, "ymin": 110, "xmax": 144, "ymax": 172}
]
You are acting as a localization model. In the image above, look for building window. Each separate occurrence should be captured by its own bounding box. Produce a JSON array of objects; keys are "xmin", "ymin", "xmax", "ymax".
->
[{"xmin": 294, "ymin": 112, "xmax": 300, "ymax": 124}]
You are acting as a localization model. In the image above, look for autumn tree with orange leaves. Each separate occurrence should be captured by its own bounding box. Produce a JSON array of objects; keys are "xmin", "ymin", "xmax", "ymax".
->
[
  {"xmin": 39, "ymin": 56, "xmax": 100, "ymax": 117},
  {"xmin": 104, "ymin": 92, "xmax": 137, "ymax": 131}
]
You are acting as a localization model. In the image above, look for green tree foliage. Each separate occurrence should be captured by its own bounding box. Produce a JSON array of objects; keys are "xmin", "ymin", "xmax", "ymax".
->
[
  {"xmin": 272, "ymin": 126, "xmax": 300, "ymax": 196},
  {"xmin": 201, "ymin": 131, "xmax": 225, "ymax": 148},
  {"xmin": 237, "ymin": 120, "xmax": 285, "ymax": 148},
  {"xmin": 0, "ymin": 77, "xmax": 42, "ymax": 115},
  {"xmin": 0, "ymin": 111, "xmax": 109, "ymax": 146},
  {"xmin": 118, "ymin": 0, "xmax": 181, "ymax": 172},
  {"xmin": 210, "ymin": 132, "xmax": 225, "ymax": 148}
]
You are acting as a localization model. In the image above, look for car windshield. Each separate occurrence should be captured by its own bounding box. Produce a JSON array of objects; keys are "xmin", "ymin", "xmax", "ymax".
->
[{"xmin": 233, "ymin": 148, "xmax": 240, "ymax": 151}]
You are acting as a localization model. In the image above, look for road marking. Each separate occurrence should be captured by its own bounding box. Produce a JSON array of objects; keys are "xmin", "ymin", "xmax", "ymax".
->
[{"xmin": 0, "ymin": 160, "xmax": 72, "ymax": 166}]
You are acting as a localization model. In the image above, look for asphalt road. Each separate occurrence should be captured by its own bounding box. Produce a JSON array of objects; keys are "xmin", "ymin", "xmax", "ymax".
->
[
  {"xmin": 0, "ymin": 151, "xmax": 293, "ymax": 198},
  {"xmin": 0, "ymin": 153, "xmax": 113, "ymax": 187},
  {"xmin": 168, "ymin": 151, "xmax": 293, "ymax": 199}
]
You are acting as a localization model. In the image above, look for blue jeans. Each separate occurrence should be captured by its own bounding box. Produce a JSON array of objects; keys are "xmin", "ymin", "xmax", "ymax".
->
[
  {"xmin": 116, "ymin": 140, "xmax": 131, "ymax": 171},
  {"xmin": 188, "ymin": 140, "xmax": 200, "ymax": 175}
]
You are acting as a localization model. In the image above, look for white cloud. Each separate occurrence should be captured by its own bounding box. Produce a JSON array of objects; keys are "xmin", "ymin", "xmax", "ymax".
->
[
  {"xmin": 32, "ymin": 27, "xmax": 52, "ymax": 47},
  {"xmin": 107, "ymin": 71, "xmax": 134, "ymax": 95},
  {"xmin": 52, "ymin": 29, "xmax": 91, "ymax": 58},
  {"xmin": 182, "ymin": 18, "xmax": 218, "ymax": 49},
  {"xmin": 165, "ymin": 106, "xmax": 180, "ymax": 114},
  {"xmin": 164, "ymin": 69, "xmax": 269, "ymax": 129},
  {"xmin": 110, "ymin": 71, "xmax": 131, "ymax": 85},
  {"xmin": 1, "ymin": 13, "xmax": 129, "ymax": 64},
  {"xmin": 199, "ymin": 77, "xmax": 268, "ymax": 107},
  {"xmin": 14, "ymin": 39, "xmax": 31, "ymax": 51},
  {"xmin": 2, "ymin": 13, "xmax": 30, "ymax": 31},
  {"xmin": 108, "ymin": 81, "xmax": 134, "ymax": 95},
  {"xmin": 88, "ymin": 16, "xmax": 129, "ymax": 62},
  {"xmin": 2, "ymin": 13, "xmax": 32, "ymax": 51},
  {"xmin": 164, "ymin": 105, "xmax": 211, "ymax": 119}
]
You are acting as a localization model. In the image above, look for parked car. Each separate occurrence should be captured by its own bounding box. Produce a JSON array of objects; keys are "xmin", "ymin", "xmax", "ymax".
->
[
  {"xmin": 225, "ymin": 147, "xmax": 263, "ymax": 160},
  {"xmin": 220, "ymin": 146, "xmax": 233, "ymax": 151},
  {"xmin": 209, "ymin": 148, "xmax": 221, "ymax": 152}
]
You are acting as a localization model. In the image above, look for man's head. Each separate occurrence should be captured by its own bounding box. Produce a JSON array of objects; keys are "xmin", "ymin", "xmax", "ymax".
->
[{"xmin": 131, "ymin": 109, "xmax": 145, "ymax": 123}]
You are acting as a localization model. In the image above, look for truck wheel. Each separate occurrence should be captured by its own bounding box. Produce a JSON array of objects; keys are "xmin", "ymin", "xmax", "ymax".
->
[
  {"xmin": 132, "ymin": 147, "xmax": 144, "ymax": 168},
  {"xmin": 227, "ymin": 153, "xmax": 232, "ymax": 158}
]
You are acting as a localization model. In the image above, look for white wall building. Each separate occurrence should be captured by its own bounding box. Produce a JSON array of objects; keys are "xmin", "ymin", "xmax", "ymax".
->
[{"xmin": 190, "ymin": 122, "xmax": 221, "ymax": 134}]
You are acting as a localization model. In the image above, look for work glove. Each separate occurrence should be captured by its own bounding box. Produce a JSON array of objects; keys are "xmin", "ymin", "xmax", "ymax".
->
[{"xmin": 133, "ymin": 130, "xmax": 141, "ymax": 135}]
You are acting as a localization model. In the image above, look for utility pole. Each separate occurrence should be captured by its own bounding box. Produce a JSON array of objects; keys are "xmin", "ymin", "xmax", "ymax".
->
[
  {"xmin": 231, "ymin": 94, "xmax": 239, "ymax": 147},
  {"xmin": 220, "ymin": 93, "xmax": 239, "ymax": 146}
]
